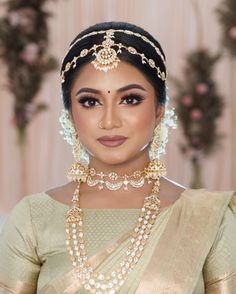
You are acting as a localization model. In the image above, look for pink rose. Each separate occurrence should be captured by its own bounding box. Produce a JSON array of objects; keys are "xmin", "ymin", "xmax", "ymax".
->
[
  {"xmin": 196, "ymin": 83, "xmax": 209, "ymax": 95},
  {"xmin": 229, "ymin": 26, "xmax": 236, "ymax": 40},
  {"xmin": 20, "ymin": 43, "xmax": 39, "ymax": 65},
  {"xmin": 182, "ymin": 95, "xmax": 193, "ymax": 107},
  {"xmin": 190, "ymin": 108, "xmax": 203, "ymax": 121}
]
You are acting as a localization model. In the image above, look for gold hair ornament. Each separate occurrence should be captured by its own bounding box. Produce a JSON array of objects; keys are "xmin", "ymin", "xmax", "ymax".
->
[{"xmin": 61, "ymin": 29, "xmax": 167, "ymax": 84}]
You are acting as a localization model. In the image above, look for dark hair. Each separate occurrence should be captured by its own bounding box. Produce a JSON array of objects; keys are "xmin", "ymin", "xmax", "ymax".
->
[{"xmin": 60, "ymin": 21, "xmax": 167, "ymax": 110}]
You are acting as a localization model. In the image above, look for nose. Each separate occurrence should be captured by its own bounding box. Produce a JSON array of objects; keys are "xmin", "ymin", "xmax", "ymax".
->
[{"xmin": 100, "ymin": 104, "xmax": 122, "ymax": 130}]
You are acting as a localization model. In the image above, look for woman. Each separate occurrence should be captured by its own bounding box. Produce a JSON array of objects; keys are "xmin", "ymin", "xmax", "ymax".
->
[{"xmin": 0, "ymin": 21, "xmax": 235, "ymax": 294}]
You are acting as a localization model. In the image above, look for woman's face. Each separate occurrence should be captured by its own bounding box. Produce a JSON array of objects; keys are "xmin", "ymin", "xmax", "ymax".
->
[{"xmin": 70, "ymin": 61, "xmax": 164, "ymax": 166}]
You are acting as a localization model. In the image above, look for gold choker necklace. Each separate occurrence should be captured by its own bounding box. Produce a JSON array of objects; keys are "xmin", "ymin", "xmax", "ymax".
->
[
  {"xmin": 67, "ymin": 162, "xmax": 166, "ymax": 191},
  {"xmin": 87, "ymin": 168, "xmax": 147, "ymax": 191},
  {"xmin": 66, "ymin": 160, "xmax": 166, "ymax": 293}
]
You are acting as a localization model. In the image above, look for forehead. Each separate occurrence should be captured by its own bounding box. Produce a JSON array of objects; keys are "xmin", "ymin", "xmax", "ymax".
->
[{"xmin": 71, "ymin": 61, "xmax": 155, "ymax": 93}]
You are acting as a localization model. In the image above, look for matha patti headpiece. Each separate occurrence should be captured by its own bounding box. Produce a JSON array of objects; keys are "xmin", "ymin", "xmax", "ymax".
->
[{"xmin": 61, "ymin": 29, "xmax": 167, "ymax": 84}]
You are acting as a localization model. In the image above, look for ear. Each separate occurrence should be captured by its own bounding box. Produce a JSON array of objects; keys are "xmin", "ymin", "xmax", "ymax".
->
[{"xmin": 155, "ymin": 104, "xmax": 165, "ymax": 126}]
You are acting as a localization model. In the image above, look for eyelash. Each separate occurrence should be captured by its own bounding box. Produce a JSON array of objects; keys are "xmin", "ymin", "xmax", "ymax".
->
[{"xmin": 78, "ymin": 94, "xmax": 144, "ymax": 108}]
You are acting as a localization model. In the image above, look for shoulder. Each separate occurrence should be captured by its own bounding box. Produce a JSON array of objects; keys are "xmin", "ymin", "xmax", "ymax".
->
[
  {"xmin": 181, "ymin": 189, "xmax": 236, "ymax": 238},
  {"xmin": 181, "ymin": 188, "xmax": 235, "ymax": 207},
  {"xmin": 5, "ymin": 192, "xmax": 65, "ymax": 226},
  {"xmin": 13, "ymin": 192, "xmax": 54, "ymax": 212},
  {"xmin": 45, "ymin": 182, "xmax": 76, "ymax": 206},
  {"xmin": 203, "ymin": 193, "xmax": 236, "ymax": 285},
  {"xmin": 7, "ymin": 193, "xmax": 47, "ymax": 217},
  {"xmin": 159, "ymin": 177, "xmax": 186, "ymax": 207},
  {"xmin": 0, "ymin": 194, "xmax": 48, "ymax": 241}
]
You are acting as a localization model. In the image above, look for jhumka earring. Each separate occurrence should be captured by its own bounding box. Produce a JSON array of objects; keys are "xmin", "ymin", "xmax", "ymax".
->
[
  {"xmin": 149, "ymin": 124, "xmax": 162, "ymax": 160},
  {"xmin": 147, "ymin": 124, "xmax": 167, "ymax": 186}
]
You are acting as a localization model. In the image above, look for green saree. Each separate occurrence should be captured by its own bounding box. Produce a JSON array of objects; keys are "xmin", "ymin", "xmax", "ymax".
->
[{"xmin": 0, "ymin": 189, "xmax": 235, "ymax": 293}]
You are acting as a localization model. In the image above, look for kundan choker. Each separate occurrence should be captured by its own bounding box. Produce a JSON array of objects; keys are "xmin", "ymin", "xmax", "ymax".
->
[
  {"xmin": 66, "ymin": 159, "xmax": 166, "ymax": 293},
  {"xmin": 68, "ymin": 164, "xmax": 156, "ymax": 191}
]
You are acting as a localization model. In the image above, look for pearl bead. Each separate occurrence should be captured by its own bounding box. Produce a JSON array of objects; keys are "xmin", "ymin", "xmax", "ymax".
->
[{"xmin": 66, "ymin": 175, "xmax": 161, "ymax": 293}]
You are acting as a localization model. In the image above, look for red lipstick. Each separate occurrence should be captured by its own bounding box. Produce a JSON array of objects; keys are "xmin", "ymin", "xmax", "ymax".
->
[{"xmin": 97, "ymin": 136, "xmax": 127, "ymax": 147}]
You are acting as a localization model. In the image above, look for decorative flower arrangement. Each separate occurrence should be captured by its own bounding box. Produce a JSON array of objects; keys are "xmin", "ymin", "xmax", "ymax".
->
[
  {"xmin": 217, "ymin": 0, "xmax": 236, "ymax": 57},
  {"xmin": 0, "ymin": 0, "xmax": 58, "ymax": 143},
  {"xmin": 173, "ymin": 49, "xmax": 224, "ymax": 187}
]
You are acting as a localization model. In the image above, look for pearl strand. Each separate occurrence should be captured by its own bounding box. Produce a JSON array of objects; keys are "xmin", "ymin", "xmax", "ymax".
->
[{"xmin": 66, "ymin": 179, "xmax": 161, "ymax": 293}]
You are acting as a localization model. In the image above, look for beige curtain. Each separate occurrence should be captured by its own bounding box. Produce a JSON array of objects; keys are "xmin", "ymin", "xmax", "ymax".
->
[{"xmin": 0, "ymin": 0, "xmax": 235, "ymax": 214}]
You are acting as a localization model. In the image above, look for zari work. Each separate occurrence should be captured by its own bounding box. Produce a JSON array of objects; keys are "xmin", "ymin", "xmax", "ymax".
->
[{"xmin": 0, "ymin": 189, "xmax": 235, "ymax": 293}]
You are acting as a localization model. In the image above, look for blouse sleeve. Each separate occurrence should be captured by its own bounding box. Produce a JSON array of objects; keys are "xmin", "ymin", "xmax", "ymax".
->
[
  {"xmin": 0, "ymin": 197, "xmax": 41, "ymax": 293},
  {"xmin": 203, "ymin": 202, "xmax": 236, "ymax": 293}
]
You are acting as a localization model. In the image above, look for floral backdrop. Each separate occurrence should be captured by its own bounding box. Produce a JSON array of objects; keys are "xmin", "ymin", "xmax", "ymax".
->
[{"xmin": 0, "ymin": 0, "xmax": 58, "ymax": 143}]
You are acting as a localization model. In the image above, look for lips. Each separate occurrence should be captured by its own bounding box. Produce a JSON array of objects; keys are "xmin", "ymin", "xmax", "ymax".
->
[{"xmin": 97, "ymin": 136, "xmax": 127, "ymax": 147}]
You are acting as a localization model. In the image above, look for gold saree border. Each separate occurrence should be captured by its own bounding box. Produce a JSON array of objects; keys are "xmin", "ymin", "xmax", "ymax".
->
[
  {"xmin": 0, "ymin": 279, "xmax": 35, "ymax": 294},
  {"xmin": 135, "ymin": 189, "xmax": 235, "ymax": 294},
  {"xmin": 40, "ymin": 231, "xmax": 131, "ymax": 294},
  {"xmin": 39, "ymin": 189, "xmax": 236, "ymax": 294},
  {"xmin": 205, "ymin": 270, "xmax": 236, "ymax": 293}
]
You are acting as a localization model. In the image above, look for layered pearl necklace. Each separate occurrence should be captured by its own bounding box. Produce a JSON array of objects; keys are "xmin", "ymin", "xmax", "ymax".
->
[{"xmin": 66, "ymin": 160, "xmax": 166, "ymax": 293}]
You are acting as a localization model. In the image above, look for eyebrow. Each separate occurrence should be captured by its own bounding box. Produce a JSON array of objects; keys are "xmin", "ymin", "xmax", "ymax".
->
[{"xmin": 76, "ymin": 84, "xmax": 147, "ymax": 96}]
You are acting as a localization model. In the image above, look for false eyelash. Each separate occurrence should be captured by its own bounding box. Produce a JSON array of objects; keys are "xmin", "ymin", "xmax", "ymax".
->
[
  {"xmin": 77, "ymin": 93, "xmax": 145, "ymax": 108},
  {"xmin": 77, "ymin": 96, "xmax": 100, "ymax": 108},
  {"xmin": 120, "ymin": 94, "xmax": 145, "ymax": 105}
]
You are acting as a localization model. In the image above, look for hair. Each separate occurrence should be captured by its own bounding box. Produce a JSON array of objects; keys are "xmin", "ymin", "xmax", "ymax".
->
[{"xmin": 60, "ymin": 21, "xmax": 167, "ymax": 110}]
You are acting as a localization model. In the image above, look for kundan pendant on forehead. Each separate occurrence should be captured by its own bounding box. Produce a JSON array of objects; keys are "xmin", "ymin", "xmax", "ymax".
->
[
  {"xmin": 92, "ymin": 30, "xmax": 120, "ymax": 72},
  {"xmin": 61, "ymin": 29, "xmax": 167, "ymax": 84}
]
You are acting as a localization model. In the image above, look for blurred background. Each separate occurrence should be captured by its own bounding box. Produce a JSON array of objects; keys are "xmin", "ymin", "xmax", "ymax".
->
[{"xmin": 0, "ymin": 0, "xmax": 235, "ymax": 215}]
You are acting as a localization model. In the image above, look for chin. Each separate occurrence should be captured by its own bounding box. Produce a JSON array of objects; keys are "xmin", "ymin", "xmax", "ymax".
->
[
  {"xmin": 97, "ymin": 149, "xmax": 147, "ymax": 166},
  {"xmin": 89, "ymin": 149, "xmax": 130, "ymax": 165},
  {"xmin": 99, "ymin": 155, "xmax": 130, "ymax": 166}
]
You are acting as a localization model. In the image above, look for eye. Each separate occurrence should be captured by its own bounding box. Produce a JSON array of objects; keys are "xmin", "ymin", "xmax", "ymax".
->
[
  {"xmin": 120, "ymin": 94, "xmax": 144, "ymax": 105},
  {"xmin": 78, "ymin": 97, "xmax": 101, "ymax": 108}
]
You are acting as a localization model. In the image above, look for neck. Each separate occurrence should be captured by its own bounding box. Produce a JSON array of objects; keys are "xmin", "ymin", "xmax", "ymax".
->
[{"xmin": 88, "ymin": 149, "xmax": 150, "ymax": 175}]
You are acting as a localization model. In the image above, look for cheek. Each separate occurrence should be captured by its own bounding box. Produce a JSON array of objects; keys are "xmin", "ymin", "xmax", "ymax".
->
[
  {"xmin": 71, "ymin": 101, "xmax": 92, "ymax": 127},
  {"xmin": 126, "ymin": 106, "xmax": 156, "ymax": 137},
  {"xmin": 71, "ymin": 107, "xmax": 97, "ymax": 139}
]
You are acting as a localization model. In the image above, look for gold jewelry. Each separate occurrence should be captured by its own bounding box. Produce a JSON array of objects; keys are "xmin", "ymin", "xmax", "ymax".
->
[
  {"xmin": 149, "ymin": 124, "xmax": 161, "ymax": 160},
  {"xmin": 87, "ymin": 168, "xmax": 147, "ymax": 191},
  {"xmin": 65, "ymin": 159, "xmax": 166, "ymax": 293},
  {"xmin": 61, "ymin": 29, "xmax": 167, "ymax": 85},
  {"xmin": 68, "ymin": 163, "xmax": 147, "ymax": 191},
  {"xmin": 98, "ymin": 121, "xmax": 104, "ymax": 129}
]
